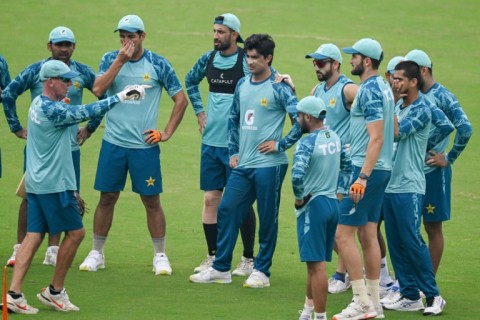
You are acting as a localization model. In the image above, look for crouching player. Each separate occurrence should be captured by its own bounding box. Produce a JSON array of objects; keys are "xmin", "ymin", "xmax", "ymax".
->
[{"xmin": 293, "ymin": 96, "xmax": 352, "ymax": 320}]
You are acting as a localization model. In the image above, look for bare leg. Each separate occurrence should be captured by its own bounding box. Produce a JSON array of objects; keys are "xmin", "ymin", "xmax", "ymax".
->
[
  {"xmin": 9, "ymin": 233, "xmax": 44, "ymax": 293},
  {"xmin": 93, "ymin": 192, "xmax": 120, "ymax": 237},
  {"xmin": 423, "ymin": 221, "xmax": 444, "ymax": 274},
  {"xmin": 141, "ymin": 194, "xmax": 165, "ymax": 238},
  {"xmin": 16, "ymin": 199, "xmax": 28, "ymax": 243},
  {"xmin": 51, "ymin": 229, "xmax": 85, "ymax": 289},
  {"xmin": 307, "ymin": 261, "xmax": 328, "ymax": 313}
]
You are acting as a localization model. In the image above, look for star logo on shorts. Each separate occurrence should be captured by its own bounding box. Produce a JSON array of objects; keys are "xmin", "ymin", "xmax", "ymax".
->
[
  {"xmin": 426, "ymin": 203, "xmax": 435, "ymax": 214},
  {"xmin": 146, "ymin": 177, "xmax": 155, "ymax": 187}
]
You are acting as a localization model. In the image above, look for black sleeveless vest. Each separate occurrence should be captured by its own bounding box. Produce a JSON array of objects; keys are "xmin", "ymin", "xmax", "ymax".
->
[{"xmin": 205, "ymin": 48, "xmax": 245, "ymax": 94}]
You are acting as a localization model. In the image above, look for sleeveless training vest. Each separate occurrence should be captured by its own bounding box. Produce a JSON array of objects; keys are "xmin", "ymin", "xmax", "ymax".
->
[{"xmin": 205, "ymin": 48, "xmax": 245, "ymax": 94}]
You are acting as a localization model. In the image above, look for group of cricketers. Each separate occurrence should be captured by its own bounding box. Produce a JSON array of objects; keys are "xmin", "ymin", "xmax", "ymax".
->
[{"xmin": 0, "ymin": 11, "xmax": 472, "ymax": 320}]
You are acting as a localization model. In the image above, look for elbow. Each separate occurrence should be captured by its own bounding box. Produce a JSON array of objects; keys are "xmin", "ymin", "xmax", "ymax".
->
[{"xmin": 92, "ymin": 86, "xmax": 104, "ymax": 98}]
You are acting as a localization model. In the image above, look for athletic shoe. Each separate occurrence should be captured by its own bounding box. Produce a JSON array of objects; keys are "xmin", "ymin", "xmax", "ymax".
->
[
  {"xmin": 43, "ymin": 246, "xmax": 59, "ymax": 266},
  {"xmin": 243, "ymin": 269, "xmax": 270, "ymax": 288},
  {"xmin": 374, "ymin": 303, "xmax": 384, "ymax": 319},
  {"xmin": 37, "ymin": 287, "xmax": 79, "ymax": 312},
  {"xmin": 79, "ymin": 250, "xmax": 105, "ymax": 271},
  {"xmin": 423, "ymin": 295, "xmax": 446, "ymax": 316},
  {"xmin": 332, "ymin": 299, "xmax": 377, "ymax": 320},
  {"xmin": 2, "ymin": 293, "xmax": 39, "ymax": 314},
  {"xmin": 189, "ymin": 267, "xmax": 232, "ymax": 284},
  {"xmin": 379, "ymin": 284, "xmax": 400, "ymax": 306},
  {"xmin": 328, "ymin": 274, "xmax": 351, "ymax": 294},
  {"xmin": 379, "ymin": 281, "xmax": 394, "ymax": 299},
  {"xmin": 383, "ymin": 295, "xmax": 424, "ymax": 311},
  {"xmin": 6, "ymin": 244, "xmax": 20, "ymax": 267},
  {"xmin": 153, "ymin": 253, "xmax": 172, "ymax": 275},
  {"xmin": 193, "ymin": 255, "xmax": 215, "ymax": 273},
  {"xmin": 232, "ymin": 256, "xmax": 254, "ymax": 276},
  {"xmin": 298, "ymin": 308, "xmax": 313, "ymax": 320}
]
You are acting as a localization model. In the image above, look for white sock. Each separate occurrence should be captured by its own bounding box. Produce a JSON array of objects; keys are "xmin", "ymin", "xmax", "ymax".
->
[
  {"xmin": 93, "ymin": 234, "xmax": 107, "ymax": 253},
  {"xmin": 302, "ymin": 303, "xmax": 314, "ymax": 315},
  {"xmin": 314, "ymin": 312, "xmax": 327, "ymax": 319},
  {"xmin": 380, "ymin": 257, "xmax": 393, "ymax": 285},
  {"xmin": 366, "ymin": 278, "xmax": 380, "ymax": 305}
]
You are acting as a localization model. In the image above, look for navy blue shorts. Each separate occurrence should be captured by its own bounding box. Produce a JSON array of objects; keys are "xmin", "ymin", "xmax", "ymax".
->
[
  {"xmin": 94, "ymin": 140, "xmax": 162, "ymax": 195},
  {"xmin": 339, "ymin": 166, "xmax": 391, "ymax": 226},
  {"xmin": 422, "ymin": 166, "xmax": 451, "ymax": 222},
  {"xmin": 27, "ymin": 191, "xmax": 83, "ymax": 235},
  {"xmin": 200, "ymin": 144, "xmax": 231, "ymax": 191},
  {"xmin": 296, "ymin": 195, "xmax": 338, "ymax": 262}
]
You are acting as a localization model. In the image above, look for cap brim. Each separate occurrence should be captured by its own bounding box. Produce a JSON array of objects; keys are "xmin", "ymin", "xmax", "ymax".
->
[
  {"xmin": 305, "ymin": 53, "xmax": 331, "ymax": 60},
  {"xmin": 114, "ymin": 27, "xmax": 141, "ymax": 33},
  {"xmin": 62, "ymin": 70, "xmax": 80, "ymax": 79},
  {"xmin": 51, "ymin": 38, "xmax": 75, "ymax": 44},
  {"xmin": 236, "ymin": 34, "xmax": 244, "ymax": 43},
  {"xmin": 342, "ymin": 47, "xmax": 359, "ymax": 55}
]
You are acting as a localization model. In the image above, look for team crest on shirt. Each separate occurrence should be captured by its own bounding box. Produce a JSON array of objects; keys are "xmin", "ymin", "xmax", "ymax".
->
[
  {"xmin": 143, "ymin": 73, "xmax": 151, "ymax": 81},
  {"xmin": 329, "ymin": 98, "xmax": 336, "ymax": 107},
  {"xmin": 260, "ymin": 97, "xmax": 268, "ymax": 107},
  {"xmin": 73, "ymin": 81, "xmax": 81, "ymax": 90}
]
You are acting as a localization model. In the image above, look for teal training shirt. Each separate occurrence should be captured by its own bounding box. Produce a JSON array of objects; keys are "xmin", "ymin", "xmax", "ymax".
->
[
  {"xmin": 228, "ymin": 71, "xmax": 302, "ymax": 168},
  {"xmin": 349, "ymin": 75, "xmax": 394, "ymax": 170},
  {"xmin": 386, "ymin": 96, "xmax": 431, "ymax": 194},
  {"xmin": 312, "ymin": 75, "xmax": 354, "ymax": 143},
  {"xmin": 292, "ymin": 128, "xmax": 351, "ymax": 200},
  {"xmin": 99, "ymin": 49, "xmax": 183, "ymax": 149}
]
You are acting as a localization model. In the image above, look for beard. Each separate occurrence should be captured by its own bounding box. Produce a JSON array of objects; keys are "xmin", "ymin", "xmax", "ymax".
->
[
  {"xmin": 213, "ymin": 36, "xmax": 232, "ymax": 51},
  {"xmin": 317, "ymin": 67, "xmax": 333, "ymax": 82},
  {"xmin": 351, "ymin": 63, "xmax": 365, "ymax": 76}
]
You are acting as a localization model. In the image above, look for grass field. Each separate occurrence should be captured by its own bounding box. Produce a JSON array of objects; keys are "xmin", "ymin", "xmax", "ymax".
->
[{"xmin": 1, "ymin": 0, "xmax": 479, "ymax": 319}]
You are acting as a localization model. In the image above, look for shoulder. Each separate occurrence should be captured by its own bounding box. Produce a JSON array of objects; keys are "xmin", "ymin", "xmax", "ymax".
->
[{"xmin": 70, "ymin": 60, "xmax": 95, "ymax": 75}]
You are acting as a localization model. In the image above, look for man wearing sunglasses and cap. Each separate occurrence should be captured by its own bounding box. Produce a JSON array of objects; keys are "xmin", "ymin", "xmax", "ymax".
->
[
  {"xmin": 79, "ymin": 14, "xmax": 188, "ymax": 276},
  {"xmin": 3, "ymin": 26, "xmax": 103, "ymax": 268},
  {"xmin": 332, "ymin": 38, "xmax": 395, "ymax": 320},
  {"xmin": 185, "ymin": 13, "xmax": 258, "ymax": 277},
  {"xmin": 3, "ymin": 60, "xmax": 145, "ymax": 314}
]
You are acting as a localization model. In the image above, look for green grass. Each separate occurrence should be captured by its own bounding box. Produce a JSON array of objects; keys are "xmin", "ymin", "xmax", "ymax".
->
[{"xmin": 1, "ymin": 0, "xmax": 479, "ymax": 319}]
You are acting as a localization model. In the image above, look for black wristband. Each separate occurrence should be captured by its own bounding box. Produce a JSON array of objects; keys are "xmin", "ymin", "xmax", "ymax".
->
[{"xmin": 358, "ymin": 172, "xmax": 369, "ymax": 180}]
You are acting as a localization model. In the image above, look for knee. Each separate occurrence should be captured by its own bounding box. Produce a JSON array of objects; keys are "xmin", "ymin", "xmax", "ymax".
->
[
  {"xmin": 66, "ymin": 228, "xmax": 85, "ymax": 244},
  {"xmin": 204, "ymin": 191, "xmax": 222, "ymax": 208},
  {"xmin": 424, "ymin": 222, "xmax": 442, "ymax": 236},
  {"xmin": 98, "ymin": 192, "xmax": 119, "ymax": 207}
]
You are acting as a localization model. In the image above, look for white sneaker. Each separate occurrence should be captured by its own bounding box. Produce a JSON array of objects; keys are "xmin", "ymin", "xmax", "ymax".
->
[
  {"xmin": 379, "ymin": 284, "xmax": 400, "ymax": 305},
  {"xmin": 328, "ymin": 274, "xmax": 351, "ymax": 294},
  {"xmin": 298, "ymin": 308, "xmax": 313, "ymax": 320},
  {"xmin": 383, "ymin": 295, "xmax": 424, "ymax": 311},
  {"xmin": 6, "ymin": 244, "xmax": 20, "ymax": 267},
  {"xmin": 332, "ymin": 299, "xmax": 377, "ymax": 320},
  {"xmin": 37, "ymin": 287, "xmax": 79, "ymax": 311},
  {"xmin": 379, "ymin": 282, "xmax": 395, "ymax": 299},
  {"xmin": 43, "ymin": 246, "xmax": 59, "ymax": 266},
  {"xmin": 193, "ymin": 255, "xmax": 215, "ymax": 273},
  {"xmin": 79, "ymin": 250, "xmax": 105, "ymax": 271},
  {"xmin": 374, "ymin": 303, "xmax": 384, "ymax": 319},
  {"xmin": 423, "ymin": 295, "xmax": 446, "ymax": 316},
  {"xmin": 232, "ymin": 256, "xmax": 254, "ymax": 276},
  {"xmin": 153, "ymin": 253, "xmax": 172, "ymax": 275},
  {"xmin": 243, "ymin": 269, "xmax": 270, "ymax": 288},
  {"xmin": 2, "ymin": 292, "xmax": 39, "ymax": 314},
  {"xmin": 189, "ymin": 267, "xmax": 232, "ymax": 284}
]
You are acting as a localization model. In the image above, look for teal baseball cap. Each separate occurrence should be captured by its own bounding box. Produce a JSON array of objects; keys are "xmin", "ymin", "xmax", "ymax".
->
[
  {"xmin": 405, "ymin": 49, "xmax": 432, "ymax": 68},
  {"xmin": 49, "ymin": 26, "xmax": 75, "ymax": 44},
  {"xmin": 115, "ymin": 15, "xmax": 145, "ymax": 33},
  {"xmin": 296, "ymin": 96, "xmax": 327, "ymax": 119},
  {"xmin": 387, "ymin": 56, "xmax": 404, "ymax": 74},
  {"xmin": 214, "ymin": 13, "xmax": 243, "ymax": 43},
  {"xmin": 40, "ymin": 60, "xmax": 79, "ymax": 81},
  {"xmin": 343, "ymin": 38, "xmax": 383, "ymax": 61},
  {"xmin": 305, "ymin": 43, "xmax": 343, "ymax": 63}
]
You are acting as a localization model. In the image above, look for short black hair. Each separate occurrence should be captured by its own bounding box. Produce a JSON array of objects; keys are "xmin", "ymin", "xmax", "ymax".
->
[
  {"xmin": 244, "ymin": 34, "xmax": 275, "ymax": 66},
  {"xmin": 395, "ymin": 60, "xmax": 422, "ymax": 90}
]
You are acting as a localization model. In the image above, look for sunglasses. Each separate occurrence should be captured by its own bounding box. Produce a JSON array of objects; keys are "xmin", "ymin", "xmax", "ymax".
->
[
  {"xmin": 313, "ymin": 59, "xmax": 333, "ymax": 68},
  {"xmin": 53, "ymin": 77, "xmax": 71, "ymax": 83}
]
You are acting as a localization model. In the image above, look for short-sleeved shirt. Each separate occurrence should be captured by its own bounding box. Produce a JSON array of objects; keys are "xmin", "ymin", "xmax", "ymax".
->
[
  {"xmin": 349, "ymin": 75, "xmax": 394, "ymax": 170},
  {"xmin": 98, "ymin": 49, "xmax": 183, "ymax": 149}
]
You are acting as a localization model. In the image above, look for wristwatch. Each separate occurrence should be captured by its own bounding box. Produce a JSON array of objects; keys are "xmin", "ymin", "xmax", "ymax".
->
[{"xmin": 358, "ymin": 172, "xmax": 369, "ymax": 180}]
